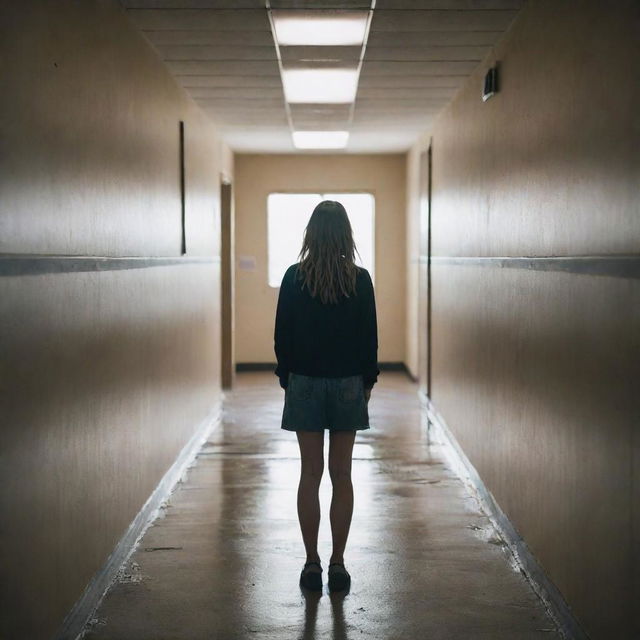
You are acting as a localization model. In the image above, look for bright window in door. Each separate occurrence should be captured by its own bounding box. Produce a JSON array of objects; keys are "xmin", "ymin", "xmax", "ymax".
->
[{"xmin": 267, "ymin": 192, "xmax": 375, "ymax": 288}]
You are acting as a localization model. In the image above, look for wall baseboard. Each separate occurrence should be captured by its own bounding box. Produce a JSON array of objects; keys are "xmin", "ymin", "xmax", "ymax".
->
[
  {"xmin": 55, "ymin": 403, "xmax": 223, "ymax": 640},
  {"xmin": 236, "ymin": 361, "xmax": 412, "ymax": 376},
  {"xmin": 420, "ymin": 392, "xmax": 589, "ymax": 640}
]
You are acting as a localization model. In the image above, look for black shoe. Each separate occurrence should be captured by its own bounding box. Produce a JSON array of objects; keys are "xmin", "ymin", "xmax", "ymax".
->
[
  {"xmin": 328, "ymin": 562, "xmax": 351, "ymax": 592},
  {"xmin": 299, "ymin": 561, "xmax": 323, "ymax": 591}
]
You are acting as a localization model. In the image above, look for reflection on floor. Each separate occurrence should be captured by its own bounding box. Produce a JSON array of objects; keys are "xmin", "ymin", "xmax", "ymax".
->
[{"xmin": 84, "ymin": 371, "xmax": 561, "ymax": 639}]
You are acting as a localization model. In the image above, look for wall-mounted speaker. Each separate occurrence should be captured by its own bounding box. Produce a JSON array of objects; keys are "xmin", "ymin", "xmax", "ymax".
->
[{"xmin": 482, "ymin": 66, "xmax": 499, "ymax": 102}]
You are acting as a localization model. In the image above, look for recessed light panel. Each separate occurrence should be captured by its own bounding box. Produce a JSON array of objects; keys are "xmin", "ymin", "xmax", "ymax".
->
[
  {"xmin": 282, "ymin": 68, "xmax": 359, "ymax": 103},
  {"xmin": 272, "ymin": 10, "xmax": 369, "ymax": 46},
  {"xmin": 292, "ymin": 131, "xmax": 349, "ymax": 149}
]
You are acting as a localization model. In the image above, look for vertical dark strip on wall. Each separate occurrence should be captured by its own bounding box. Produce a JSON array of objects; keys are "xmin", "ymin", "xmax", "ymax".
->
[
  {"xmin": 427, "ymin": 141, "xmax": 433, "ymax": 397},
  {"xmin": 179, "ymin": 121, "xmax": 186, "ymax": 255}
]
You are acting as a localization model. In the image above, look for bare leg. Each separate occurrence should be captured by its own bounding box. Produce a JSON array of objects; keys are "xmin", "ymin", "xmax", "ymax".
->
[
  {"xmin": 296, "ymin": 431, "xmax": 324, "ymax": 568},
  {"xmin": 328, "ymin": 430, "xmax": 356, "ymax": 564}
]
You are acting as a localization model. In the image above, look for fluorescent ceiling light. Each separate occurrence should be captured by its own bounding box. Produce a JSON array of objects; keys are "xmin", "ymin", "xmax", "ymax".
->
[
  {"xmin": 272, "ymin": 11, "xmax": 369, "ymax": 46},
  {"xmin": 282, "ymin": 68, "xmax": 358, "ymax": 103},
  {"xmin": 292, "ymin": 131, "xmax": 349, "ymax": 149}
]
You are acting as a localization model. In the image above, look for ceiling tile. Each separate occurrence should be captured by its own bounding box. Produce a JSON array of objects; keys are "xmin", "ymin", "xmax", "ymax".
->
[
  {"xmin": 367, "ymin": 30, "xmax": 503, "ymax": 46},
  {"xmin": 361, "ymin": 60, "xmax": 479, "ymax": 75},
  {"xmin": 154, "ymin": 45, "xmax": 278, "ymax": 60},
  {"xmin": 347, "ymin": 128, "xmax": 421, "ymax": 152},
  {"xmin": 196, "ymin": 97, "xmax": 285, "ymax": 108},
  {"xmin": 144, "ymin": 30, "xmax": 275, "ymax": 46},
  {"xmin": 175, "ymin": 74, "xmax": 283, "ymax": 87},
  {"xmin": 187, "ymin": 86, "xmax": 285, "ymax": 98},
  {"xmin": 357, "ymin": 74, "xmax": 464, "ymax": 87},
  {"xmin": 220, "ymin": 129, "xmax": 295, "ymax": 152},
  {"xmin": 126, "ymin": 9, "xmax": 270, "ymax": 30},
  {"xmin": 355, "ymin": 98, "xmax": 450, "ymax": 108},
  {"xmin": 364, "ymin": 45, "xmax": 490, "ymax": 60},
  {"xmin": 166, "ymin": 60, "xmax": 280, "ymax": 74},
  {"xmin": 357, "ymin": 86, "xmax": 458, "ymax": 98},
  {"xmin": 370, "ymin": 9, "xmax": 520, "ymax": 31},
  {"xmin": 375, "ymin": 0, "xmax": 524, "ymax": 9},
  {"xmin": 122, "ymin": 1, "xmax": 267, "ymax": 7},
  {"xmin": 123, "ymin": 0, "xmax": 523, "ymax": 152},
  {"xmin": 201, "ymin": 108, "xmax": 289, "ymax": 123}
]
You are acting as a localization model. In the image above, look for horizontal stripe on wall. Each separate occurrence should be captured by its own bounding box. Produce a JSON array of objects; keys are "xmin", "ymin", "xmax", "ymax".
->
[
  {"xmin": 426, "ymin": 255, "xmax": 640, "ymax": 279},
  {"xmin": 0, "ymin": 254, "xmax": 220, "ymax": 277},
  {"xmin": 4, "ymin": 254, "xmax": 637, "ymax": 279}
]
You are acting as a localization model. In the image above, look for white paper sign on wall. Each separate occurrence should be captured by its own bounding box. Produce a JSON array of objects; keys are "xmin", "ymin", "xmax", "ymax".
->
[{"xmin": 238, "ymin": 256, "xmax": 257, "ymax": 271}]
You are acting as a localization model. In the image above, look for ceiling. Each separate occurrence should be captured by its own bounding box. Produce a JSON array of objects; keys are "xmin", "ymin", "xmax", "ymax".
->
[{"xmin": 121, "ymin": 0, "xmax": 525, "ymax": 153}]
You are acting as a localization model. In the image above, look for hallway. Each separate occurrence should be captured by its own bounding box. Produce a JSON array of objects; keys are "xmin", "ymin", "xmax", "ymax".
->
[
  {"xmin": 2, "ymin": 1, "xmax": 638, "ymax": 639},
  {"xmin": 83, "ymin": 372, "xmax": 560, "ymax": 639}
]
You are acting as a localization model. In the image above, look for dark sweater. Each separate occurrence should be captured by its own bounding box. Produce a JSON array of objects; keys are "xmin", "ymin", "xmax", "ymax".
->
[{"xmin": 274, "ymin": 263, "xmax": 380, "ymax": 390}]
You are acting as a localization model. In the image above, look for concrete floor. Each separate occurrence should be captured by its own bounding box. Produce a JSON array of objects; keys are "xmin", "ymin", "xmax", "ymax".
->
[{"xmin": 83, "ymin": 372, "xmax": 561, "ymax": 640}]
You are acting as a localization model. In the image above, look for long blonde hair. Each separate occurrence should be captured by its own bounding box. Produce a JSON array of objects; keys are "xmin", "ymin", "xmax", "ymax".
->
[{"xmin": 296, "ymin": 200, "xmax": 359, "ymax": 304}]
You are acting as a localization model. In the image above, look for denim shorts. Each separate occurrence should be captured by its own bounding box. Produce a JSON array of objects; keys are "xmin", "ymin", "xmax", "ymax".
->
[{"xmin": 281, "ymin": 372, "xmax": 370, "ymax": 432}]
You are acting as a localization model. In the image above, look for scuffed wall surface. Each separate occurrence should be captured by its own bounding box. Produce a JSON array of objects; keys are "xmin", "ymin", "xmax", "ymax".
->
[
  {"xmin": 404, "ymin": 135, "xmax": 429, "ymax": 379},
  {"xmin": 0, "ymin": 2, "xmax": 231, "ymax": 637},
  {"xmin": 408, "ymin": 1, "xmax": 639, "ymax": 637}
]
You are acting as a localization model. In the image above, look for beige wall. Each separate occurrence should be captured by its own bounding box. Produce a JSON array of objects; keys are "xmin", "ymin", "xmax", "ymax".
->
[
  {"xmin": 234, "ymin": 154, "xmax": 406, "ymax": 366},
  {"xmin": 406, "ymin": 1, "xmax": 639, "ymax": 638},
  {"xmin": 405, "ymin": 133, "xmax": 430, "ymax": 379},
  {"xmin": 0, "ymin": 2, "xmax": 231, "ymax": 638}
]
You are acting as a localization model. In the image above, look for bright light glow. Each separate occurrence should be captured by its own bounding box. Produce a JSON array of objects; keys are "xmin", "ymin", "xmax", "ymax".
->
[
  {"xmin": 282, "ymin": 68, "xmax": 358, "ymax": 103},
  {"xmin": 292, "ymin": 131, "xmax": 349, "ymax": 149},
  {"xmin": 268, "ymin": 192, "xmax": 375, "ymax": 288},
  {"xmin": 271, "ymin": 11, "xmax": 369, "ymax": 46}
]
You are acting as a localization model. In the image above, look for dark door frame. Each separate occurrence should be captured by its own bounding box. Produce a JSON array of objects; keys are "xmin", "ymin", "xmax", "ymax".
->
[
  {"xmin": 426, "ymin": 142, "xmax": 433, "ymax": 397},
  {"xmin": 418, "ymin": 142, "xmax": 433, "ymax": 397},
  {"xmin": 220, "ymin": 178, "xmax": 235, "ymax": 390}
]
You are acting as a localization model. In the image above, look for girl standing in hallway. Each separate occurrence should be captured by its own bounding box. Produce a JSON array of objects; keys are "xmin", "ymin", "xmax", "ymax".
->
[{"xmin": 274, "ymin": 200, "xmax": 379, "ymax": 593}]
